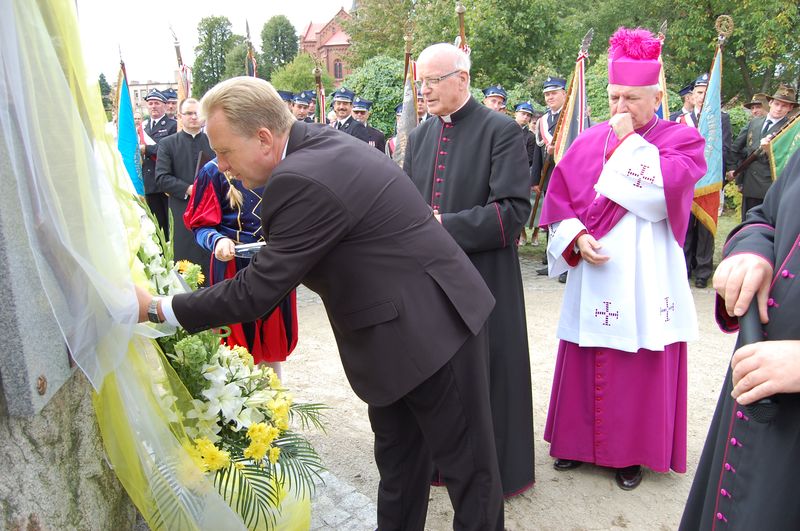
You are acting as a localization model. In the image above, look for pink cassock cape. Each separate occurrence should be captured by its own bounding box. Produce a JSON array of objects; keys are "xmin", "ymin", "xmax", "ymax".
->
[{"xmin": 540, "ymin": 116, "xmax": 706, "ymax": 473}]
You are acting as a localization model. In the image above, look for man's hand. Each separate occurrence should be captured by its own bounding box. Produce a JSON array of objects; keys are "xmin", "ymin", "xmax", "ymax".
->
[
  {"xmin": 713, "ymin": 253, "xmax": 773, "ymax": 322},
  {"xmin": 608, "ymin": 113, "xmax": 634, "ymax": 140},
  {"xmin": 136, "ymin": 284, "xmax": 153, "ymax": 323},
  {"xmin": 186, "ymin": 184, "xmax": 193, "ymax": 198},
  {"xmin": 725, "ymin": 170, "xmax": 736, "ymax": 182},
  {"xmin": 214, "ymin": 237, "xmax": 236, "ymax": 262},
  {"xmin": 731, "ymin": 340, "xmax": 800, "ymax": 405},
  {"xmin": 532, "ymin": 185, "xmax": 541, "ymax": 194},
  {"xmin": 577, "ymin": 233, "xmax": 609, "ymax": 265},
  {"xmin": 546, "ymin": 144, "xmax": 555, "ymax": 155}
]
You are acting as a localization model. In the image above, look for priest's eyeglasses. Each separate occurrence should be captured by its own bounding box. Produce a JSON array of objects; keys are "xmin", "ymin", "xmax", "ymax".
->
[{"xmin": 415, "ymin": 70, "xmax": 462, "ymax": 89}]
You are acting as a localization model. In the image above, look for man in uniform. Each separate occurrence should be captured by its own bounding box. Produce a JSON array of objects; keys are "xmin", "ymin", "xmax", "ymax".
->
[
  {"xmin": 669, "ymin": 83, "xmax": 694, "ymax": 122},
  {"xmin": 305, "ymin": 90, "xmax": 318, "ymax": 123},
  {"xmin": 514, "ymin": 101, "xmax": 536, "ymax": 246},
  {"xmin": 743, "ymin": 92, "xmax": 769, "ymax": 119},
  {"xmin": 155, "ymin": 97, "xmax": 215, "ymax": 279},
  {"xmin": 137, "ymin": 76, "xmax": 504, "ymax": 531},
  {"xmin": 482, "ymin": 85, "xmax": 507, "ymax": 113},
  {"xmin": 680, "ymin": 72, "xmax": 732, "ymax": 288},
  {"xmin": 532, "ymin": 76, "xmax": 567, "ymax": 277},
  {"xmin": 726, "ymin": 84, "xmax": 798, "ymax": 220},
  {"xmin": 331, "ymin": 87, "xmax": 370, "ymax": 143},
  {"xmin": 291, "ymin": 92, "xmax": 311, "ymax": 121},
  {"xmin": 352, "ymin": 96, "xmax": 386, "ymax": 153},
  {"xmin": 277, "ymin": 90, "xmax": 294, "ymax": 110},
  {"xmin": 163, "ymin": 88, "xmax": 179, "ymax": 119},
  {"xmin": 540, "ymin": 26, "xmax": 706, "ymax": 491},
  {"xmin": 404, "ymin": 42, "xmax": 535, "ymax": 499},
  {"xmin": 141, "ymin": 89, "xmax": 177, "ymax": 235}
]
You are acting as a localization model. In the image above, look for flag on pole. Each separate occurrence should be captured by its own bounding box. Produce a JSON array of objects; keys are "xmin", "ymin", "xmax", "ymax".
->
[
  {"xmin": 767, "ymin": 113, "xmax": 800, "ymax": 180},
  {"xmin": 116, "ymin": 61, "xmax": 144, "ymax": 194},
  {"xmin": 692, "ymin": 46, "xmax": 724, "ymax": 234},
  {"xmin": 655, "ymin": 53, "xmax": 669, "ymax": 119},
  {"xmin": 552, "ymin": 31, "xmax": 593, "ymax": 164},
  {"xmin": 392, "ymin": 59, "xmax": 418, "ymax": 166},
  {"xmin": 245, "ymin": 21, "xmax": 257, "ymax": 77}
]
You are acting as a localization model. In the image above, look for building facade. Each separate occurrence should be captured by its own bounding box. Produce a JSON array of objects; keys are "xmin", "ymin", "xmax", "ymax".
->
[{"xmin": 299, "ymin": 8, "xmax": 352, "ymax": 86}]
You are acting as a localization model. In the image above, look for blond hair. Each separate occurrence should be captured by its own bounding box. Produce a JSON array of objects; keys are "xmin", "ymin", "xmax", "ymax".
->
[
  {"xmin": 200, "ymin": 77, "xmax": 295, "ymax": 137},
  {"xmin": 223, "ymin": 171, "xmax": 244, "ymax": 210}
]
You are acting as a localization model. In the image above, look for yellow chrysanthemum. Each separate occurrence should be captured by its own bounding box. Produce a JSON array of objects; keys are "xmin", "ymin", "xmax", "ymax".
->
[
  {"xmin": 247, "ymin": 422, "xmax": 269, "ymax": 441},
  {"xmin": 196, "ymin": 272, "xmax": 205, "ymax": 286},
  {"xmin": 232, "ymin": 345, "xmax": 254, "ymax": 368},
  {"xmin": 234, "ymin": 461, "xmax": 245, "ymax": 470},
  {"xmin": 243, "ymin": 441, "xmax": 269, "ymax": 461},
  {"xmin": 268, "ymin": 447, "xmax": 281, "ymax": 465},
  {"xmin": 268, "ymin": 399, "xmax": 290, "ymax": 430},
  {"xmin": 176, "ymin": 259, "xmax": 191, "ymax": 273},
  {"xmin": 194, "ymin": 437, "xmax": 231, "ymax": 472}
]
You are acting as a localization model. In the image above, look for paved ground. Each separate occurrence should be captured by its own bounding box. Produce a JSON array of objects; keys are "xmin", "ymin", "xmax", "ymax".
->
[{"xmin": 298, "ymin": 248, "xmax": 737, "ymax": 530}]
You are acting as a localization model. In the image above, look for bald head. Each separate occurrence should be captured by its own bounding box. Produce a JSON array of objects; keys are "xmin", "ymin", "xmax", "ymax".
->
[{"xmin": 416, "ymin": 43, "xmax": 472, "ymax": 116}]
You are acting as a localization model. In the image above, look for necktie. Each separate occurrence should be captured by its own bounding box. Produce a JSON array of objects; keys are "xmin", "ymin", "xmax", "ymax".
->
[
  {"xmin": 762, "ymin": 120, "xmax": 772, "ymax": 136},
  {"xmin": 336, "ymin": 121, "xmax": 342, "ymax": 130}
]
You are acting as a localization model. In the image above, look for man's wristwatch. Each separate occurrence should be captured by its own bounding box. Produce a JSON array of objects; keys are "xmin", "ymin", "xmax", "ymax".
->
[{"xmin": 147, "ymin": 298, "xmax": 163, "ymax": 323}]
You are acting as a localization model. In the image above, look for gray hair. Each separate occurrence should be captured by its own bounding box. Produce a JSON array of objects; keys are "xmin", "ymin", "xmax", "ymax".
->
[{"xmin": 417, "ymin": 43, "xmax": 471, "ymax": 73}]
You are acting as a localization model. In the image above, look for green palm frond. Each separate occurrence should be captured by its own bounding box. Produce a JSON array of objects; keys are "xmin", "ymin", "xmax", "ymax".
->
[
  {"xmin": 271, "ymin": 431, "xmax": 326, "ymax": 499},
  {"xmin": 289, "ymin": 402, "xmax": 328, "ymax": 432},
  {"xmin": 214, "ymin": 461, "xmax": 283, "ymax": 530},
  {"xmin": 148, "ymin": 455, "xmax": 204, "ymax": 531}
]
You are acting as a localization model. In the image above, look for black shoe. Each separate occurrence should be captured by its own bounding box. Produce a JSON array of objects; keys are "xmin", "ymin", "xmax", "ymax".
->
[
  {"xmin": 695, "ymin": 277, "xmax": 708, "ymax": 288},
  {"xmin": 554, "ymin": 458, "xmax": 582, "ymax": 471},
  {"xmin": 558, "ymin": 272, "xmax": 568, "ymax": 284},
  {"xmin": 615, "ymin": 465, "xmax": 642, "ymax": 490},
  {"xmin": 541, "ymin": 256, "xmax": 548, "ymax": 265},
  {"xmin": 537, "ymin": 266, "xmax": 549, "ymax": 276}
]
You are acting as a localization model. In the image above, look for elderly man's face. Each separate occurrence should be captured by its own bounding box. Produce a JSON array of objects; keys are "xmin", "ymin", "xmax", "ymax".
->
[
  {"xmin": 147, "ymin": 99, "xmax": 165, "ymax": 119},
  {"xmin": 416, "ymin": 55, "xmax": 469, "ymax": 117},
  {"xmin": 693, "ymin": 86, "xmax": 707, "ymax": 109},
  {"xmin": 544, "ymin": 89, "xmax": 566, "ymax": 112},
  {"xmin": 334, "ymin": 100, "xmax": 352, "ymax": 120},
  {"xmin": 352, "ymin": 109, "xmax": 369, "ymax": 123},
  {"xmin": 483, "ymin": 95, "xmax": 505, "ymax": 112},
  {"xmin": 608, "ymin": 84, "xmax": 662, "ymax": 129},
  {"xmin": 768, "ymin": 98, "xmax": 793, "ymax": 120},
  {"xmin": 206, "ymin": 111, "xmax": 274, "ymax": 190}
]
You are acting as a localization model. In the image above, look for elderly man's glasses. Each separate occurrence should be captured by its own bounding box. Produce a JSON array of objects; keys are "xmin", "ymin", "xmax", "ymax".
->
[{"xmin": 415, "ymin": 70, "xmax": 462, "ymax": 89}]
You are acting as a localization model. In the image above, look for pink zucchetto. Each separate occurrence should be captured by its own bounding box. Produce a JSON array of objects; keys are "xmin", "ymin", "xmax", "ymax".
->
[{"xmin": 608, "ymin": 27, "xmax": 662, "ymax": 86}]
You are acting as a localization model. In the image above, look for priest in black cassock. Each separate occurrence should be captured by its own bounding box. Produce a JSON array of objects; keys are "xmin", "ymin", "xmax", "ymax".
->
[
  {"xmin": 404, "ymin": 42, "xmax": 535, "ymax": 498},
  {"xmin": 155, "ymin": 98, "xmax": 216, "ymax": 279}
]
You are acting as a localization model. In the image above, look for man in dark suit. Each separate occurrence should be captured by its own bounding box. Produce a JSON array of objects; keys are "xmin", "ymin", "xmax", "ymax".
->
[
  {"xmin": 141, "ymin": 89, "xmax": 177, "ymax": 235},
  {"xmin": 154, "ymin": 97, "xmax": 215, "ymax": 279},
  {"xmin": 668, "ymin": 82, "xmax": 695, "ymax": 122},
  {"xmin": 136, "ymin": 76, "xmax": 504, "ymax": 531},
  {"xmin": 727, "ymin": 84, "xmax": 798, "ymax": 220},
  {"xmin": 330, "ymin": 87, "xmax": 370, "ymax": 143},
  {"xmin": 351, "ymin": 96, "xmax": 386, "ymax": 153}
]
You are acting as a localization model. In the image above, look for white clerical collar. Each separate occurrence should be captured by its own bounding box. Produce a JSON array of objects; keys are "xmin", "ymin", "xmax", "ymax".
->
[
  {"xmin": 184, "ymin": 129, "xmax": 201, "ymax": 138},
  {"xmin": 440, "ymin": 93, "xmax": 472, "ymax": 123}
]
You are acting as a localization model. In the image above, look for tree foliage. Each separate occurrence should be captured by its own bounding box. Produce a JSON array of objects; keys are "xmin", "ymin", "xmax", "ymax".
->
[
  {"xmin": 193, "ymin": 16, "xmax": 237, "ymax": 98},
  {"xmin": 345, "ymin": 0, "xmax": 799, "ymax": 108},
  {"xmin": 259, "ymin": 16, "xmax": 299, "ymax": 80},
  {"xmin": 98, "ymin": 73, "xmax": 112, "ymax": 111},
  {"xmin": 342, "ymin": 55, "xmax": 405, "ymax": 135},
  {"xmin": 222, "ymin": 38, "xmax": 251, "ymax": 80},
  {"xmin": 270, "ymin": 53, "xmax": 335, "ymax": 94}
]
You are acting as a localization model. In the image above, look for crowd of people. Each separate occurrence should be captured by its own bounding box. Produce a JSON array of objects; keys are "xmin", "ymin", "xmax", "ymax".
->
[{"xmin": 127, "ymin": 25, "xmax": 799, "ymax": 530}]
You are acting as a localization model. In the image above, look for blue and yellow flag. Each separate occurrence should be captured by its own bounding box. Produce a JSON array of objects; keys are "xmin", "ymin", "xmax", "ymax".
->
[
  {"xmin": 692, "ymin": 46, "xmax": 723, "ymax": 234},
  {"xmin": 116, "ymin": 61, "xmax": 144, "ymax": 195}
]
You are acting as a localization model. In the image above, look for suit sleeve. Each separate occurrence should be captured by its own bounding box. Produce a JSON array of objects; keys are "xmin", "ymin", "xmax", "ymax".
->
[
  {"xmin": 714, "ymin": 150, "xmax": 800, "ymax": 331},
  {"xmin": 440, "ymin": 120, "xmax": 532, "ymax": 253},
  {"xmin": 352, "ymin": 122, "xmax": 371, "ymax": 143},
  {"xmin": 155, "ymin": 138, "xmax": 190, "ymax": 197},
  {"xmin": 172, "ymin": 175, "xmax": 351, "ymax": 333}
]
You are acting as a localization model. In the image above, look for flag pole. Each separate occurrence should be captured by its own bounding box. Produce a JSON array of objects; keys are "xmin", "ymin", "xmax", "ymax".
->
[
  {"xmin": 695, "ymin": 15, "xmax": 733, "ymax": 125},
  {"xmin": 529, "ymin": 29, "xmax": 593, "ymax": 237}
]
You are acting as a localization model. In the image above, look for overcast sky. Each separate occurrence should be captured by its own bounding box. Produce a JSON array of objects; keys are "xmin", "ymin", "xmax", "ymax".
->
[{"xmin": 76, "ymin": 0, "xmax": 349, "ymax": 83}]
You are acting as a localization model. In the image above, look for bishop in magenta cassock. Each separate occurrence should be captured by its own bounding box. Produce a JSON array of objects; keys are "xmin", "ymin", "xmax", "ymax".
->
[{"xmin": 539, "ymin": 27, "xmax": 707, "ymax": 490}]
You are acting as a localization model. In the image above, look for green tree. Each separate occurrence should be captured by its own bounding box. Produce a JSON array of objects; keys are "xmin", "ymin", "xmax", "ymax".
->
[
  {"xmin": 343, "ymin": 55, "xmax": 405, "ymax": 135},
  {"xmin": 344, "ymin": 0, "xmax": 414, "ymax": 67},
  {"xmin": 222, "ymin": 37, "xmax": 251, "ymax": 80},
  {"xmin": 193, "ymin": 16, "xmax": 237, "ymax": 98},
  {"xmin": 260, "ymin": 15, "xmax": 298, "ymax": 80},
  {"xmin": 98, "ymin": 73, "xmax": 112, "ymax": 112},
  {"xmin": 270, "ymin": 53, "xmax": 335, "ymax": 94}
]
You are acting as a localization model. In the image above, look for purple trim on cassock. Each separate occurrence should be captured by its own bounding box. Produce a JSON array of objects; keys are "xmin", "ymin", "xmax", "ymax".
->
[
  {"xmin": 721, "ymin": 223, "xmax": 775, "ymax": 255},
  {"xmin": 540, "ymin": 116, "xmax": 706, "ymax": 247}
]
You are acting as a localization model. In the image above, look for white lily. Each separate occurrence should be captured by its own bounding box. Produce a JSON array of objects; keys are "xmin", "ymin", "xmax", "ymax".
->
[{"xmin": 203, "ymin": 382, "xmax": 245, "ymax": 422}]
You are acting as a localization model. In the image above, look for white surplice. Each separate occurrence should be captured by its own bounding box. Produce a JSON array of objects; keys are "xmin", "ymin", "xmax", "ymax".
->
[{"xmin": 547, "ymin": 133, "xmax": 698, "ymax": 353}]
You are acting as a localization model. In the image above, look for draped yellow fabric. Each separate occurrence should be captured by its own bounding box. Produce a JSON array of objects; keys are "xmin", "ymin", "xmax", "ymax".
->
[{"xmin": 2, "ymin": 0, "xmax": 309, "ymax": 528}]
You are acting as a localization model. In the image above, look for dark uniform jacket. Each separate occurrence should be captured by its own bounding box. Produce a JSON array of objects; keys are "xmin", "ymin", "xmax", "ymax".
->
[
  {"xmin": 403, "ymin": 96, "xmax": 535, "ymax": 495},
  {"xmin": 335, "ymin": 116, "xmax": 370, "ymax": 143},
  {"xmin": 142, "ymin": 115, "xmax": 177, "ymax": 194},
  {"xmin": 530, "ymin": 109, "xmax": 559, "ymax": 190},
  {"xmin": 172, "ymin": 121, "xmax": 495, "ymax": 407},
  {"xmin": 366, "ymin": 125, "xmax": 387, "ymax": 153},
  {"xmin": 681, "ymin": 151, "xmax": 800, "ymax": 530},
  {"xmin": 731, "ymin": 115, "xmax": 788, "ymax": 199},
  {"xmin": 520, "ymin": 126, "xmax": 535, "ymax": 167}
]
